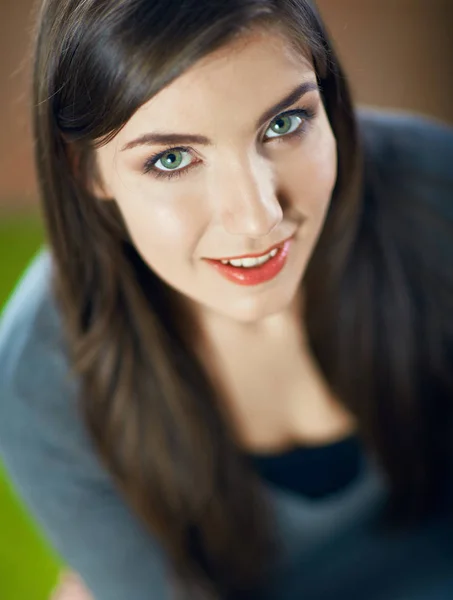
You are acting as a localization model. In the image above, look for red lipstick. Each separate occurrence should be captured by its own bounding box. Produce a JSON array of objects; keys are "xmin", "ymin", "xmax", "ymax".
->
[{"xmin": 204, "ymin": 238, "xmax": 292, "ymax": 286}]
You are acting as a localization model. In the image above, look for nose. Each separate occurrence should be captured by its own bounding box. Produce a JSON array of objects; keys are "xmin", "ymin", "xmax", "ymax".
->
[{"xmin": 216, "ymin": 154, "xmax": 283, "ymax": 237}]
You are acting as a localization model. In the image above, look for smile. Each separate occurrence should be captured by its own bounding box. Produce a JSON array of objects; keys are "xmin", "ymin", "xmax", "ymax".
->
[
  {"xmin": 220, "ymin": 247, "xmax": 279, "ymax": 268},
  {"xmin": 210, "ymin": 235, "xmax": 292, "ymax": 262},
  {"xmin": 204, "ymin": 237, "xmax": 293, "ymax": 286}
]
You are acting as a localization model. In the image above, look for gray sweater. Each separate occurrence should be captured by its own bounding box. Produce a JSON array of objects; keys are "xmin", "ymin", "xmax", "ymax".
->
[{"xmin": 1, "ymin": 109, "xmax": 453, "ymax": 599}]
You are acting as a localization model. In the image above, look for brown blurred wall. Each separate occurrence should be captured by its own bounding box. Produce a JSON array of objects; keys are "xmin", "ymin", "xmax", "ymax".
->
[{"xmin": 1, "ymin": 0, "xmax": 452, "ymax": 211}]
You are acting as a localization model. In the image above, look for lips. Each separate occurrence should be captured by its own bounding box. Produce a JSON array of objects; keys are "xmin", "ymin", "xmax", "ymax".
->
[
  {"xmin": 208, "ymin": 235, "xmax": 293, "ymax": 262},
  {"xmin": 204, "ymin": 238, "xmax": 292, "ymax": 286}
]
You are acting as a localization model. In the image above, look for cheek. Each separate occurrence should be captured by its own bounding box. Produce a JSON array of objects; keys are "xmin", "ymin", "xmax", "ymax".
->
[
  {"xmin": 309, "ymin": 131, "xmax": 337, "ymax": 213},
  {"xmin": 113, "ymin": 186, "xmax": 207, "ymax": 262},
  {"xmin": 284, "ymin": 125, "xmax": 337, "ymax": 216}
]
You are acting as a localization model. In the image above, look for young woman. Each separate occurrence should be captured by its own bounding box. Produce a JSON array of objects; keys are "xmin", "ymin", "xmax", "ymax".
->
[{"xmin": 1, "ymin": 0, "xmax": 452, "ymax": 599}]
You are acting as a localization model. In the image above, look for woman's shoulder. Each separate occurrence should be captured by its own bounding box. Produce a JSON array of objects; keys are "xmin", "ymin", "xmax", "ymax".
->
[
  {"xmin": 355, "ymin": 108, "xmax": 453, "ymax": 356},
  {"xmin": 0, "ymin": 248, "xmax": 87, "ymax": 467},
  {"xmin": 0, "ymin": 251, "xmax": 168, "ymax": 599},
  {"xmin": 0, "ymin": 248, "xmax": 68, "ymax": 394},
  {"xmin": 356, "ymin": 107, "xmax": 453, "ymax": 253},
  {"xmin": 356, "ymin": 106, "xmax": 453, "ymax": 186}
]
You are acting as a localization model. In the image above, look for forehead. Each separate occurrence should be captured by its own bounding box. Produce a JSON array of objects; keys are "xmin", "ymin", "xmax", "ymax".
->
[{"xmin": 124, "ymin": 27, "xmax": 315, "ymax": 129}]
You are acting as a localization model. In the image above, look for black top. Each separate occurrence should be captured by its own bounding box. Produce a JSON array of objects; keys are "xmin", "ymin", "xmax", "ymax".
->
[{"xmin": 250, "ymin": 434, "xmax": 363, "ymax": 498}]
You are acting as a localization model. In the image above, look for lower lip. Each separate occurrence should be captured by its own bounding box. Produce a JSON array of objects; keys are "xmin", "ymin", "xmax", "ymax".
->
[{"xmin": 205, "ymin": 239, "xmax": 292, "ymax": 286}]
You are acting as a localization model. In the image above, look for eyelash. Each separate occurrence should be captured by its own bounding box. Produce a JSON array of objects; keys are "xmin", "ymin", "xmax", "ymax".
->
[{"xmin": 142, "ymin": 106, "xmax": 317, "ymax": 181}]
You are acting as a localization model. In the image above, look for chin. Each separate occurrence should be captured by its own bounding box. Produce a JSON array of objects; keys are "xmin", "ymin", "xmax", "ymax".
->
[{"xmin": 217, "ymin": 288, "xmax": 298, "ymax": 324}]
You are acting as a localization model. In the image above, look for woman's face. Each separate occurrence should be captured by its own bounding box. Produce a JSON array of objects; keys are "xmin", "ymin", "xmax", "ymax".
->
[{"xmin": 94, "ymin": 27, "xmax": 337, "ymax": 324}]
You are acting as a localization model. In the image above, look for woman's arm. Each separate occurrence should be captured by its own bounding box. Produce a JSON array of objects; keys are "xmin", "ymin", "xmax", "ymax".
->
[
  {"xmin": 0, "ymin": 253, "xmax": 169, "ymax": 599},
  {"xmin": 50, "ymin": 571, "xmax": 93, "ymax": 600}
]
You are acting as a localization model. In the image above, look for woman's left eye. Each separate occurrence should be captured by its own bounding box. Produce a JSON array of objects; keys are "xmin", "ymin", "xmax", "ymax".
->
[{"xmin": 264, "ymin": 109, "xmax": 312, "ymax": 141}]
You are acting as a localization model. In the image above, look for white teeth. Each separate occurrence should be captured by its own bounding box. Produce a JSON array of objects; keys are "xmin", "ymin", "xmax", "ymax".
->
[
  {"xmin": 219, "ymin": 248, "xmax": 279, "ymax": 268},
  {"xmin": 256, "ymin": 254, "xmax": 269, "ymax": 265},
  {"xmin": 242, "ymin": 257, "xmax": 258, "ymax": 267},
  {"xmin": 229, "ymin": 258, "xmax": 244, "ymax": 267}
]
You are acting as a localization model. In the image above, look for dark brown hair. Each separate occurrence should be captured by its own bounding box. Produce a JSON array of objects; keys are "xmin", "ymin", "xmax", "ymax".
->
[{"xmin": 31, "ymin": 0, "xmax": 452, "ymax": 597}]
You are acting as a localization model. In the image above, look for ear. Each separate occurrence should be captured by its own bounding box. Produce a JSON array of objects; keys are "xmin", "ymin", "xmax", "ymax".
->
[
  {"xmin": 89, "ymin": 152, "xmax": 114, "ymax": 201},
  {"xmin": 65, "ymin": 142, "xmax": 114, "ymax": 200},
  {"xmin": 90, "ymin": 177, "xmax": 114, "ymax": 201}
]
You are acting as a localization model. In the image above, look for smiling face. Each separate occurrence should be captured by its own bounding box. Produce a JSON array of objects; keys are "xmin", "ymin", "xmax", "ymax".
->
[{"xmin": 93, "ymin": 27, "xmax": 337, "ymax": 324}]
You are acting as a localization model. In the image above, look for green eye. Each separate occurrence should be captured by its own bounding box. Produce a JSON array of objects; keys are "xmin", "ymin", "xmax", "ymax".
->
[
  {"xmin": 157, "ymin": 150, "xmax": 185, "ymax": 170},
  {"xmin": 143, "ymin": 145, "xmax": 195, "ymax": 179},
  {"xmin": 270, "ymin": 115, "xmax": 293, "ymax": 135},
  {"xmin": 265, "ymin": 110, "xmax": 307, "ymax": 140}
]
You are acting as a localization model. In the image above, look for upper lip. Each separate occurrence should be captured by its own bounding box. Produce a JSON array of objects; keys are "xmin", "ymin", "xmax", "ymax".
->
[{"xmin": 207, "ymin": 234, "xmax": 293, "ymax": 262}]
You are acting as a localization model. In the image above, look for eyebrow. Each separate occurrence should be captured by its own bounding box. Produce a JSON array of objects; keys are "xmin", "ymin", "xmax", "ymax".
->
[{"xmin": 121, "ymin": 80, "xmax": 319, "ymax": 151}]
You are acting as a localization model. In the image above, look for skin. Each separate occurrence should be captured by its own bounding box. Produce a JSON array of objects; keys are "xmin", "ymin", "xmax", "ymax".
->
[
  {"xmin": 54, "ymin": 25, "xmax": 356, "ymax": 599},
  {"xmin": 93, "ymin": 24, "xmax": 355, "ymax": 444},
  {"xmin": 50, "ymin": 571, "xmax": 92, "ymax": 600},
  {"xmin": 94, "ymin": 27, "xmax": 337, "ymax": 329},
  {"xmin": 94, "ymin": 24, "xmax": 355, "ymax": 460}
]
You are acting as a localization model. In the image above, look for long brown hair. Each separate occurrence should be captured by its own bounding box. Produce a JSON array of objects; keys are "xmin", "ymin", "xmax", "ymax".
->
[{"xmin": 31, "ymin": 0, "xmax": 452, "ymax": 597}]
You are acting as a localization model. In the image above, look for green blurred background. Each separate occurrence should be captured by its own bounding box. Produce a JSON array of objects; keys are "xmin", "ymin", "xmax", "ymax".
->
[{"xmin": 0, "ymin": 214, "xmax": 63, "ymax": 600}]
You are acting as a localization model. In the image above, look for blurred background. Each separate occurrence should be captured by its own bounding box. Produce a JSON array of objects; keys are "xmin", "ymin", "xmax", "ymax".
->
[{"xmin": 1, "ymin": 1, "xmax": 453, "ymax": 599}]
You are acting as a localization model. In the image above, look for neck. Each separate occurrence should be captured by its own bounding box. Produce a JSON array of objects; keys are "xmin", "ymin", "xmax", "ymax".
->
[{"xmin": 194, "ymin": 287, "xmax": 307, "ymax": 351}]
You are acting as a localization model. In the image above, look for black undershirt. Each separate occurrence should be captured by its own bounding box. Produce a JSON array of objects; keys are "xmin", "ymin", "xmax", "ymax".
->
[
  {"xmin": 190, "ymin": 434, "xmax": 364, "ymax": 578},
  {"xmin": 249, "ymin": 434, "xmax": 363, "ymax": 499}
]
